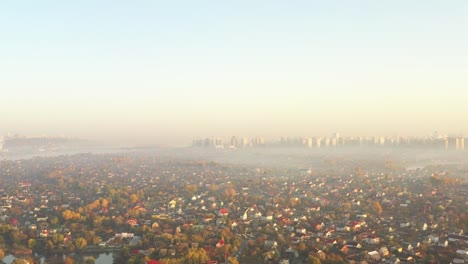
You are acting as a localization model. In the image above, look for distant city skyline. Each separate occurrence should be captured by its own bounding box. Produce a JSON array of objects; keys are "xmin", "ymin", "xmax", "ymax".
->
[
  {"xmin": 1, "ymin": 1, "xmax": 467, "ymax": 146},
  {"xmin": 2, "ymin": 130, "xmax": 466, "ymax": 148},
  {"xmin": 191, "ymin": 133, "xmax": 466, "ymax": 149}
]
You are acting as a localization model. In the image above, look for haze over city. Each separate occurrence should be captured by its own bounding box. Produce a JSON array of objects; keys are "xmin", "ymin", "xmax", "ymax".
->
[{"xmin": 1, "ymin": 1, "xmax": 467, "ymax": 146}]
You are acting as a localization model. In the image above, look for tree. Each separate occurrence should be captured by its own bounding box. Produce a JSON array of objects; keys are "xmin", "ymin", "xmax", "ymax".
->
[
  {"xmin": 307, "ymin": 255, "xmax": 321, "ymax": 264},
  {"xmin": 128, "ymin": 254, "xmax": 146, "ymax": 264},
  {"xmin": 324, "ymin": 253, "xmax": 346, "ymax": 264},
  {"xmin": 64, "ymin": 256, "xmax": 75, "ymax": 264},
  {"xmin": 28, "ymin": 238, "xmax": 37, "ymax": 249},
  {"xmin": 223, "ymin": 187, "xmax": 236, "ymax": 201},
  {"xmin": 227, "ymin": 256, "xmax": 239, "ymax": 264},
  {"xmin": 372, "ymin": 201, "xmax": 383, "ymax": 215},
  {"xmin": 185, "ymin": 184, "xmax": 198, "ymax": 196},
  {"xmin": 49, "ymin": 216, "xmax": 59, "ymax": 225},
  {"xmin": 46, "ymin": 240, "xmax": 55, "ymax": 251},
  {"xmin": 12, "ymin": 260, "xmax": 29, "ymax": 264},
  {"xmin": 114, "ymin": 247, "xmax": 131, "ymax": 264},
  {"xmin": 85, "ymin": 256, "xmax": 96, "ymax": 264},
  {"xmin": 130, "ymin": 194, "xmax": 139, "ymax": 204},
  {"xmin": 74, "ymin": 237, "xmax": 88, "ymax": 250},
  {"xmin": 87, "ymin": 199, "xmax": 101, "ymax": 211},
  {"xmin": 51, "ymin": 233, "xmax": 64, "ymax": 245},
  {"xmin": 183, "ymin": 248, "xmax": 210, "ymax": 264},
  {"xmin": 62, "ymin": 209, "xmax": 81, "ymax": 221},
  {"xmin": 342, "ymin": 202, "xmax": 352, "ymax": 211},
  {"xmin": 100, "ymin": 198, "xmax": 110, "ymax": 208}
]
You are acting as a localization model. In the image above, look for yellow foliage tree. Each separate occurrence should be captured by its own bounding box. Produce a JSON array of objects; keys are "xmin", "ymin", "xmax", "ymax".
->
[{"xmin": 62, "ymin": 210, "xmax": 81, "ymax": 221}]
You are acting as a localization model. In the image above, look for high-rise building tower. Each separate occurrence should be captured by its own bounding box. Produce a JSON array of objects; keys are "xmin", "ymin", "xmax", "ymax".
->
[
  {"xmin": 230, "ymin": 136, "xmax": 238, "ymax": 148},
  {"xmin": 214, "ymin": 138, "xmax": 224, "ymax": 148},
  {"xmin": 456, "ymin": 137, "xmax": 465, "ymax": 150}
]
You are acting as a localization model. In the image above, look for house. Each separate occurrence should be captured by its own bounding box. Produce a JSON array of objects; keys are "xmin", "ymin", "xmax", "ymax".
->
[
  {"xmin": 129, "ymin": 236, "xmax": 141, "ymax": 246},
  {"xmin": 379, "ymin": 246, "xmax": 390, "ymax": 257},
  {"xmin": 115, "ymin": 233, "xmax": 134, "ymax": 238},
  {"xmin": 349, "ymin": 221, "xmax": 362, "ymax": 231},
  {"xmin": 264, "ymin": 240, "xmax": 278, "ymax": 249},
  {"xmin": 325, "ymin": 229, "xmax": 335, "ymax": 238},
  {"xmin": 386, "ymin": 256, "xmax": 400, "ymax": 264},
  {"xmin": 36, "ymin": 216, "xmax": 48, "ymax": 222},
  {"xmin": 337, "ymin": 226, "xmax": 351, "ymax": 232},
  {"xmin": 311, "ymin": 222, "xmax": 324, "ymax": 231},
  {"xmin": 439, "ymin": 240, "xmax": 449, "ymax": 247},
  {"xmin": 425, "ymin": 234, "xmax": 439, "ymax": 244},
  {"xmin": 346, "ymin": 241, "xmax": 362, "ymax": 249},
  {"xmin": 162, "ymin": 228, "xmax": 174, "ymax": 234},
  {"xmin": 126, "ymin": 218, "xmax": 138, "ymax": 226},
  {"xmin": 230, "ymin": 221, "xmax": 238, "ymax": 229},
  {"xmin": 309, "ymin": 249, "xmax": 326, "ymax": 260},
  {"xmin": 402, "ymin": 242, "xmax": 419, "ymax": 251},
  {"xmin": 296, "ymin": 228, "xmax": 307, "ymax": 235},
  {"xmin": 10, "ymin": 259, "xmax": 29, "ymax": 264},
  {"xmin": 367, "ymin": 251, "xmax": 380, "ymax": 261},
  {"xmin": 39, "ymin": 229, "xmax": 49, "ymax": 238},
  {"xmin": 159, "ymin": 249, "xmax": 168, "ymax": 257},
  {"xmin": 400, "ymin": 222, "xmax": 410, "ymax": 228},
  {"xmin": 284, "ymin": 247, "xmax": 299, "ymax": 258},
  {"xmin": 398, "ymin": 255, "xmax": 413, "ymax": 262},
  {"xmin": 218, "ymin": 208, "xmax": 228, "ymax": 216},
  {"xmin": 391, "ymin": 246, "xmax": 403, "ymax": 253},
  {"xmin": 365, "ymin": 235, "xmax": 380, "ymax": 245},
  {"xmin": 216, "ymin": 218, "xmax": 226, "ymax": 226}
]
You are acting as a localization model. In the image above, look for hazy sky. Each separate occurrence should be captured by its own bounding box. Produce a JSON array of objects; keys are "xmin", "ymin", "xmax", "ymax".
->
[{"xmin": 1, "ymin": 1, "xmax": 467, "ymax": 146}]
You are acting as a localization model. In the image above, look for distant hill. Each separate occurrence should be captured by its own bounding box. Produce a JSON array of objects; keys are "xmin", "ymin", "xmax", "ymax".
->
[{"xmin": 0, "ymin": 135, "xmax": 91, "ymax": 152}]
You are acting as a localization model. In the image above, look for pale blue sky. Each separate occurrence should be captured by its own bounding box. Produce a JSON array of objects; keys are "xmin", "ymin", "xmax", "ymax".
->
[{"xmin": 1, "ymin": 1, "xmax": 467, "ymax": 145}]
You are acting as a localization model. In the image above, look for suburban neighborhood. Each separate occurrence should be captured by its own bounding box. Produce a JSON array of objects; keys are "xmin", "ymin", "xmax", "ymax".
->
[{"xmin": 0, "ymin": 150, "xmax": 467, "ymax": 264}]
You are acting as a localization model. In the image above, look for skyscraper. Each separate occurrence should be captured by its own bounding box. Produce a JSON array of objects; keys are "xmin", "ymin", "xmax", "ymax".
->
[{"xmin": 456, "ymin": 137, "xmax": 465, "ymax": 150}]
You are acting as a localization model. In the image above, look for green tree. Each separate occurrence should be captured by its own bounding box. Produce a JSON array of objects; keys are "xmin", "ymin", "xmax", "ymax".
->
[
  {"xmin": 114, "ymin": 247, "xmax": 131, "ymax": 264},
  {"xmin": 128, "ymin": 254, "xmax": 146, "ymax": 264},
  {"xmin": 85, "ymin": 256, "xmax": 96, "ymax": 264},
  {"xmin": 52, "ymin": 234, "xmax": 64, "ymax": 245}
]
